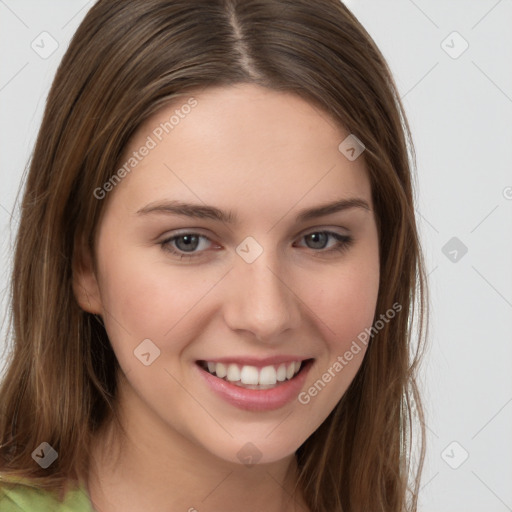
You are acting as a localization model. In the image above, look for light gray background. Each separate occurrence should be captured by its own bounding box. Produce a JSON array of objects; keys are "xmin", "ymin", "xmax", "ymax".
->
[{"xmin": 1, "ymin": 1, "xmax": 511, "ymax": 510}]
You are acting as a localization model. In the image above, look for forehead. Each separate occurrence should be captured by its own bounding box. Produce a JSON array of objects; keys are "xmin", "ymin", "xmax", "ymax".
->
[{"xmin": 109, "ymin": 84, "xmax": 372, "ymax": 218}]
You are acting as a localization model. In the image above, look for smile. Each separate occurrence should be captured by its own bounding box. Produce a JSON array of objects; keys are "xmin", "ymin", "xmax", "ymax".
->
[
  {"xmin": 198, "ymin": 360, "xmax": 303, "ymax": 389},
  {"xmin": 195, "ymin": 358, "xmax": 315, "ymax": 411}
]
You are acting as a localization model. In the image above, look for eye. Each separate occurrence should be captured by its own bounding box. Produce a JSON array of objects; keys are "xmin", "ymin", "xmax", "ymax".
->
[
  {"xmin": 160, "ymin": 233, "xmax": 215, "ymax": 260},
  {"xmin": 295, "ymin": 231, "xmax": 353, "ymax": 254},
  {"xmin": 160, "ymin": 230, "xmax": 353, "ymax": 261}
]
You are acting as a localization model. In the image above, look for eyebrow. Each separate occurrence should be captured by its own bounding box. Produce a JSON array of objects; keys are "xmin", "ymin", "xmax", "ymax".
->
[{"xmin": 136, "ymin": 197, "xmax": 371, "ymax": 224}]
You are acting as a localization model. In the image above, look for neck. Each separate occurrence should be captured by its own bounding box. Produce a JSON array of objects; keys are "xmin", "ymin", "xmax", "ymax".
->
[{"xmin": 86, "ymin": 373, "xmax": 308, "ymax": 512}]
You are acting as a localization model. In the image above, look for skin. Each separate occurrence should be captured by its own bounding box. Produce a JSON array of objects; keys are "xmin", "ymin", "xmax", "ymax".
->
[{"xmin": 74, "ymin": 83, "xmax": 380, "ymax": 512}]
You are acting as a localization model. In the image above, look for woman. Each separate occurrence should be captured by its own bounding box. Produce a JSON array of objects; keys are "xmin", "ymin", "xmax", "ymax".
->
[{"xmin": 0, "ymin": 0, "xmax": 428, "ymax": 510}]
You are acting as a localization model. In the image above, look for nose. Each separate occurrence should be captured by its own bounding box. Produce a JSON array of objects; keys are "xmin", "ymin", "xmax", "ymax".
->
[{"xmin": 222, "ymin": 253, "xmax": 302, "ymax": 343}]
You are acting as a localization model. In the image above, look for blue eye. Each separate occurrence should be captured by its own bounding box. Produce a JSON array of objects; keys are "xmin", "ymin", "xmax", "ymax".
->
[{"xmin": 160, "ymin": 231, "xmax": 353, "ymax": 260}]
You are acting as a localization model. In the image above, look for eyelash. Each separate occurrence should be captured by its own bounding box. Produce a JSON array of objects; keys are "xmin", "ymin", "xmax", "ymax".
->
[{"xmin": 159, "ymin": 230, "xmax": 353, "ymax": 260}]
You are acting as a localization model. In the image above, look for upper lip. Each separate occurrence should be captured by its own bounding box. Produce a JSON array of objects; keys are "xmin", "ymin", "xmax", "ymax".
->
[{"xmin": 197, "ymin": 355, "xmax": 313, "ymax": 368}]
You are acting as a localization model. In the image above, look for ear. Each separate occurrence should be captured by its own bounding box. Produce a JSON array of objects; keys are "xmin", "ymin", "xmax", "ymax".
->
[{"xmin": 72, "ymin": 233, "xmax": 103, "ymax": 315}]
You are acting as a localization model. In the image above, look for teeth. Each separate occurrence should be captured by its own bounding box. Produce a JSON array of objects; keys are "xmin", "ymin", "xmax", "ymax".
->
[
  {"xmin": 203, "ymin": 360, "xmax": 303, "ymax": 386},
  {"xmin": 240, "ymin": 365, "xmax": 259, "ymax": 385},
  {"xmin": 227, "ymin": 364, "xmax": 240, "ymax": 382},
  {"xmin": 276, "ymin": 364, "xmax": 287, "ymax": 382},
  {"xmin": 259, "ymin": 365, "xmax": 277, "ymax": 386},
  {"xmin": 215, "ymin": 362, "xmax": 227, "ymax": 378}
]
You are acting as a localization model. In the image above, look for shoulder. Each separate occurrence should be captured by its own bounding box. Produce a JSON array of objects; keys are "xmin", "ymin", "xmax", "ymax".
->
[{"xmin": 0, "ymin": 476, "xmax": 93, "ymax": 512}]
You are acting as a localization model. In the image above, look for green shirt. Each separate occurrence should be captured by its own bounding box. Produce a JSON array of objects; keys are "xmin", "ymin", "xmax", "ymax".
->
[{"xmin": 0, "ymin": 477, "xmax": 94, "ymax": 511}]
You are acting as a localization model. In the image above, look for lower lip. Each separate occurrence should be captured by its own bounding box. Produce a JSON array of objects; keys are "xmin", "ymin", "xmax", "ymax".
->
[{"xmin": 195, "ymin": 359, "xmax": 314, "ymax": 412}]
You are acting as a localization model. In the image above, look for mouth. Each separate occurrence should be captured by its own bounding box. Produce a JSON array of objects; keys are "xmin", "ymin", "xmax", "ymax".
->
[
  {"xmin": 196, "ymin": 358, "xmax": 314, "ymax": 390},
  {"xmin": 195, "ymin": 357, "xmax": 315, "ymax": 411}
]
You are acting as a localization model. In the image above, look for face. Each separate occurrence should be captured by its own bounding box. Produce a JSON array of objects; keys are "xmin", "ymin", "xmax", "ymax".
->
[{"xmin": 75, "ymin": 83, "xmax": 380, "ymax": 466}]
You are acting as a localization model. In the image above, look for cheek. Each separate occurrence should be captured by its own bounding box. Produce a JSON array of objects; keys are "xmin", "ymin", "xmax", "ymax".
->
[
  {"xmin": 95, "ymin": 246, "xmax": 224, "ymax": 356},
  {"xmin": 300, "ymin": 237, "xmax": 379, "ymax": 383},
  {"xmin": 308, "ymin": 248, "xmax": 380, "ymax": 350},
  {"xmin": 295, "ymin": 252, "xmax": 379, "ymax": 418}
]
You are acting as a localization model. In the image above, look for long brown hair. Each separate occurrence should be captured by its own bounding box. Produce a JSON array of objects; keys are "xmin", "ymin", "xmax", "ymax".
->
[{"xmin": 0, "ymin": 1, "xmax": 428, "ymax": 510}]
